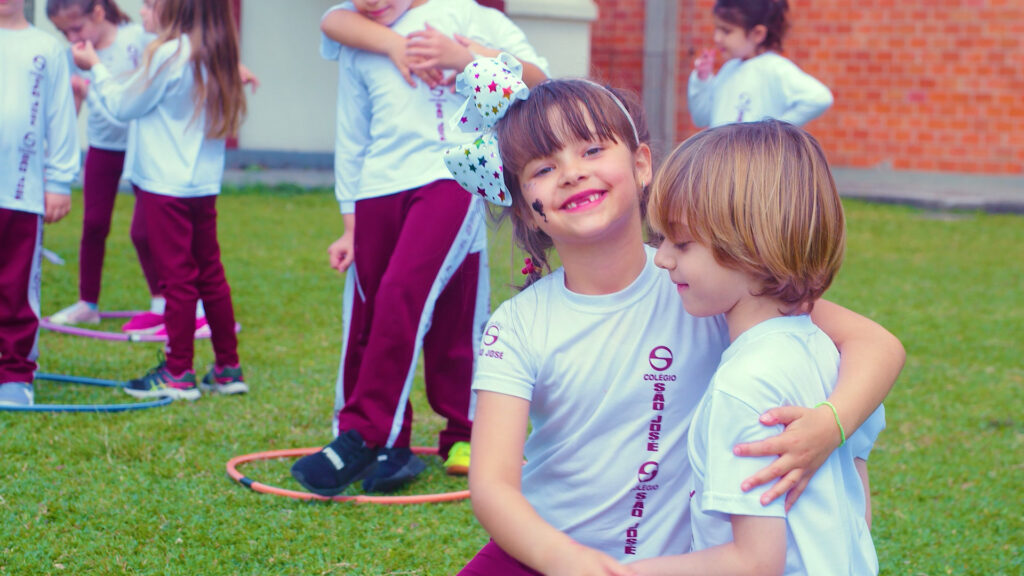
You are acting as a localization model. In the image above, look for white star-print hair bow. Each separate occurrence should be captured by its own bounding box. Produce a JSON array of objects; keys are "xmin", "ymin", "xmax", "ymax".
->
[{"xmin": 443, "ymin": 53, "xmax": 529, "ymax": 207}]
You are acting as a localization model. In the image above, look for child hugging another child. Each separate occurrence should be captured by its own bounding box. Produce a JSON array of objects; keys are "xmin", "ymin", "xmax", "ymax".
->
[
  {"xmin": 688, "ymin": 0, "xmax": 833, "ymax": 128},
  {"xmin": 444, "ymin": 57, "xmax": 902, "ymax": 575},
  {"xmin": 71, "ymin": 0, "xmax": 248, "ymax": 400},
  {"xmin": 631, "ymin": 120, "xmax": 886, "ymax": 575},
  {"xmin": 0, "ymin": 0, "xmax": 81, "ymax": 406},
  {"xmin": 289, "ymin": 0, "xmax": 547, "ymax": 496}
]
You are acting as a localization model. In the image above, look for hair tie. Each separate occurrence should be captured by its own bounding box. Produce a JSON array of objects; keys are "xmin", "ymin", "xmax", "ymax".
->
[
  {"xmin": 443, "ymin": 53, "xmax": 528, "ymax": 207},
  {"xmin": 520, "ymin": 257, "xmax": 536, "ymax": 276}
]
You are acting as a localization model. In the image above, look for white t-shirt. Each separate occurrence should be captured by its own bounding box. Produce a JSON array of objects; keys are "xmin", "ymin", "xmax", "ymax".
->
[
  {"xmin": 0, "ymin": 26, "xmax": 80, "ymax": 215},
  {"xmin": 321, "ymin": 0, "xmax": 548, "ymax": 213},
  {"xmin": 689, "ymin": 315, "xmax": 882, "ymax": 575},
  {"xmin": 71, "ymin": 22, "xmax": 151, "ymax": 151},
  {"xmin": 87, "ymin": 35, "xmax": 226, "ymax": 197},
  {"xmin": 687, "ymin": 51, "xmax": 833, "ymax": 128},
  {"xmin": 474, "ymin": 245, "xmax": 730, "ymax": 561}
]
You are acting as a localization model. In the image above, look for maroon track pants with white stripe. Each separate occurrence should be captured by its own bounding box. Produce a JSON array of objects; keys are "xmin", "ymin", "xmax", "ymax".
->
[{"xmin": 0, "ymin": 208, "xmax": 42, "ymax": 384}]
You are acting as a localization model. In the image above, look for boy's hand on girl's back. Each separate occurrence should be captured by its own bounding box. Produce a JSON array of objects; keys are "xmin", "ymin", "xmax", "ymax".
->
[
  {"xmin": 43, "ymin": 193, "xmax": 71, "ymax": 224},
  {"xmin": 694, "ymin": 48, "xmax": 716, "ymax": 80},
  {"xmin": 733, "ymin": 404, "xmax": 841, "ymax": 511},
  {"xmin": 70, "ymin": 41, "xmax": 100, "ymax": 70}
]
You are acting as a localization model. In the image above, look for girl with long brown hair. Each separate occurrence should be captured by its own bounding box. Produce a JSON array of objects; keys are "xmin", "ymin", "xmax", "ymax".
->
[{"xmin": 71, "ymin": 0, "xmax": 248, "ymax": 401}]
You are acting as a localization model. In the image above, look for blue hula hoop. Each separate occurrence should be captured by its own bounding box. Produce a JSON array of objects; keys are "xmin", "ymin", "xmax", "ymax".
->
[{"xmin": 0, "ymin": 372, "xmax": 173, "ymax": 413}]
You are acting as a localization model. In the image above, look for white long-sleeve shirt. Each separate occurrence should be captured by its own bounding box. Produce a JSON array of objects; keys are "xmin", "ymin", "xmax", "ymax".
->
[
  {"xmin": 321, "ymin": 0, "xmax": 548, "ymax": 213},
  {"xmin": 87, "ymin": 34, "xmax": 227, "ymax": 197},
  {"xmin": 0, "ymin": 26, "xmax": 81, "ymax": 215},
  {"xmin": 71, "ymin": 22, "xmax": 152, "ymax": 151},
  {"xmin": 688, "ymin": 51, "xmax": 833, "ymax": 128}
]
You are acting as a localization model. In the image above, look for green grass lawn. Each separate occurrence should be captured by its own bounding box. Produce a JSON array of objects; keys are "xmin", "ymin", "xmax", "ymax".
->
[{"xmin": 1, "ymin": 187, "xmax": 1020, "ymax": 575}]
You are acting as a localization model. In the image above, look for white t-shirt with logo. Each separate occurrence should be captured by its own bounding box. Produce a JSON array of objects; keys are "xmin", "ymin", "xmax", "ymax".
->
[
  {"xmin": 72, "ymin": 23, "xmax": 151, "ymax": 151},
  {"xmin": 474, "ymin": 244, "xmax": 729, "ymax": 561},
  {"xmin": 688, "ymin": 315, "xmax": 883, "ymax": 575}
]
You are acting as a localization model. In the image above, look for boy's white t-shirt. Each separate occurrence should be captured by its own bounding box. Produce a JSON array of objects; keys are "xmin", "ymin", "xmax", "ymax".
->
[
  {"xmin": 688, "ymin": 315, "xmax": 883, "ymax": 575},
  {"xmin": 321, "ymin": 0, "xmax": 548, "ymax": 213},
  {"xmin": 0, "ymin": 26, "xmax": 80, "ymax": 215},
  {"xmin": 72, "ymin": 22, "xmax": 152, "ymax": 151},
  {"xmin": 87, "ymin": 34, "xmax": 227, "ymax": 198},
  {"xmin": 474, "ymin": 245, "xmax": 730, "ymax": 561},
  {"xmin": 687, "ymin": 51, "xmax": 833, "ymax": 128}
]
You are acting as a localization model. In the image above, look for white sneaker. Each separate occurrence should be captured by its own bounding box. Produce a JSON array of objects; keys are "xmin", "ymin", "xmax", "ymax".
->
[
  {"xmin": 49, "ymin": 301, "xmax": 101, "ymax": 325},
  {"xmin": 0, "ymin": 382, "xmax": 34, "ymax": 406}
]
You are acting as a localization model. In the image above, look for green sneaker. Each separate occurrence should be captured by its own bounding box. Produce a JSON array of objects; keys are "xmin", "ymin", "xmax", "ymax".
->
[
  {"xmin": 444, "ymin": 441, "xmax": 471, "ymax": 476},
  {"xmin": 199, "ymin": 364, "xmax": 248, "ymax": 395},
  {"xmin": 125, "ymin": 361, "xmax": 199, "ymax": 401}
]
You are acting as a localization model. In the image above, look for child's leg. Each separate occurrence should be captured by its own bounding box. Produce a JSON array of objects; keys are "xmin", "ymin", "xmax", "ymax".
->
[
  {"xmin": 78, "ymin": 147, "xmax": 125, "ymax": 304},
  {"xmin": 130, "ymin": 190, "xmax": 162, "ymax": 297},
  {"xmin": 135, "ymin": 188, "xmax": 199, "ymax": 375},
  {"xmin": 0, "ymin": 209, "xmax": 43, "ymax": 384},
  {"xmin": 335, "ymin": 180, "xmax": 475, "ymax": 449},
  {"xmin": 458, "ymin": 541, "xmax": 543, "ymax": 576},
  {"xmin": 422, "ymin": 250, "xmax": 481, "ymax": 458},
  {"xmin": 189, "ymin": 195, "xmax": 238, "ymax": 368}
]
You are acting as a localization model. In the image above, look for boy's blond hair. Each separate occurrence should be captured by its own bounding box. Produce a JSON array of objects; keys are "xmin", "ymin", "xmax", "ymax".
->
[{"xmin": 648, "ymin": 120, "xmax": 845, "ymax": 312}]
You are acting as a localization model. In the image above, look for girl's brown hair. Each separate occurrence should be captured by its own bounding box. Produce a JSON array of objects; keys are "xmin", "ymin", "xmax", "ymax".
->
[
  {"xmin": 648, "ymin": 120, "xmax": 845, "ymax": 312},
  {"xmin": 714, "ymin": 0, "xmax": 790, "ymax": 53},
  {"xmin": 495, "ymin": 79, "xmax": 650, "ymax": 287},
  {"xmin": 46, "ymin": 0, "xmax": 131, "ymax": 24},
  {"xmin": 143, "ymin": 0, "xmax": 246, "ymax": 139}
]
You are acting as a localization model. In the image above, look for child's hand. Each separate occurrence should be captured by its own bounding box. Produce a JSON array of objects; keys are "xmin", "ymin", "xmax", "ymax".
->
[
  {"xmin": 694, "ymin": 48, "xmax": 716, "ymax": 81},
  {"xmin": 733, "ymin": 404, "xmax": 841, "ymax": 510},
  {"xmin": 44, "ymin": 193, "xmax": 71, "ymax": 224},
  {"xmin": 327, "ymin": 231, "xmax": 355, "ymax": 273},
  {"xmin": 238, "ymin": 64, "xmax": 260, "ymax": 93},
  {"xmin": 546, "ymin": 543, "xmax": 637, "ymax": 576},
  {"xmin": 71, "ymin": 41, "xmax": 100, "ymax": 70},
  {"xmin": 406, "ymin": 23, "xmax": 474, "ymax": 73}
]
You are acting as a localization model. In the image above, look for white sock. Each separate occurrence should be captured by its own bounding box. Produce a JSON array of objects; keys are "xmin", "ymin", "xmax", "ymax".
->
[
  {"xmin": 196, "ymin": 299, "xmax": 206, "ymax": 319},
  {"xmin": 150, "ymin": 296, "xmax": 166, "ymax": 315}
]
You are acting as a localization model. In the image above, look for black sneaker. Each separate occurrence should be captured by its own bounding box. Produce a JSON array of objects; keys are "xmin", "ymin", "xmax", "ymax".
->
[
  {"xmin": 362, "ymin": 447, "xmax": 426, "ymax": 493},
  {"xmin": 290, "ymin": 430, "xmax": 378, "ymax": 496}
]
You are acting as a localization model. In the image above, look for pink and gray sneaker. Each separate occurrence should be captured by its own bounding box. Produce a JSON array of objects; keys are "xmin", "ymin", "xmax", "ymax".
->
[
  {"xmin": 199, "ymin": 364, "xmax": 248, "ymax": 395},
  {"xmin": 121, "ymin": 312, "xmax": 165, "ymax": 335}
]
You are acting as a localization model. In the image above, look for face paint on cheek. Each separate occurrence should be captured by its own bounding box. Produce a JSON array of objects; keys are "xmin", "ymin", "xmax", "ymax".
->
[{"xmin": 531, "ymin": 199, "xmax": 548, "ymax": 222}]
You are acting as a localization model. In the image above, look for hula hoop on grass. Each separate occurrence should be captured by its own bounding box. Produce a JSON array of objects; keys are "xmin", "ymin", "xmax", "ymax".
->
[
  {"xmin": 40, "ymin": 310, "xmax": 240, "ymax": 342},
  {"xmin": 226, "ymin": 446, "xmax": 471, "ymax": 504},
  {"xmin": 0, "ymin": 372, "xmax": 173, "ymax": 412}
]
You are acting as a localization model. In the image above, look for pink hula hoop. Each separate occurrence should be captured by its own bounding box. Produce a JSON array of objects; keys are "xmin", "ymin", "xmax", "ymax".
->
[{"xmin": 226, "ymin": 446, "xmax": 470, "ymax": 505}]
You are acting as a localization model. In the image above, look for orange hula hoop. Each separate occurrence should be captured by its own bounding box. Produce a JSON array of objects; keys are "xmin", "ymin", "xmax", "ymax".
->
[{"xmin": 225, "ymin": 446, "xmax": 471, "ymax": 504}]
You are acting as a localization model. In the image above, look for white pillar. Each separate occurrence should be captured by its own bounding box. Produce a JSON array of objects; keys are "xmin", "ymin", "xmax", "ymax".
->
[{"xmin": 505, "ymin": 0, "xmax": 599, "ymax": 79}]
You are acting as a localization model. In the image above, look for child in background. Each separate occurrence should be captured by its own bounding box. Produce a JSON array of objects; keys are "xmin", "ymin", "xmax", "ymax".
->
[
  {"xmin": 688, "ymin": 0, "xmax": 832, "ymax": 128},
  {"xmin": 71, "ymin": 0, "xmax": 247, "ymax": 401},
  {"xmin": 450, "ymin": 63, "xmax": 902, "ymax": 574},
  {"xmin": 45, "ymin": 0, "xmax": 166, "ymax": 331},
  {"xmin": 288, "ymin": 0, "xmax": 547, "ymax": 495},
  {"xmin": 631, "ymin": 120, "xmax": 884, "ymax": 575},
  {"xmin": 0, "ymin": 0, "xmax": 81, "ymax": 406}
]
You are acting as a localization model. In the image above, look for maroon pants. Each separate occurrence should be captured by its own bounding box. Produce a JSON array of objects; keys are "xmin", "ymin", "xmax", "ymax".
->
[
  {"xmin": 458, "ymin": 541, "xmax": 543, "ymax": 576},
  {"xmin": 79, "ymin": 147, "xmax": 160, "ymax": 303},
  {"xmin": 0, "ymin": 208, "xmax": 42, "ymax": 384},
  {"xmin": 134, "ymin": 188, "xmax": 238, "ymax": 375},
  {"xmin": 336, "ymin": 180, "xmax": 480, "ymax": 456}
]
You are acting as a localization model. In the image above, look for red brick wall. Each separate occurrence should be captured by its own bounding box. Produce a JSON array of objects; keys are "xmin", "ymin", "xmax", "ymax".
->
[{"xmin": 591, "ymin": 0, "xmax": 1024, "ymax": 175}]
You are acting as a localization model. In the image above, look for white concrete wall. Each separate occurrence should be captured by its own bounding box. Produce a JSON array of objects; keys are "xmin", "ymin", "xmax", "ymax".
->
[{"xmin": 31, "ymin": 0, "xmax": 597, "ymax": 157}]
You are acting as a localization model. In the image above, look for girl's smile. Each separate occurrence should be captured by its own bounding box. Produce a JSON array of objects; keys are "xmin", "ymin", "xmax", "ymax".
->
[{"xmin": 559, "ymin": 189, "xmax": 606, "ymax": 212}]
